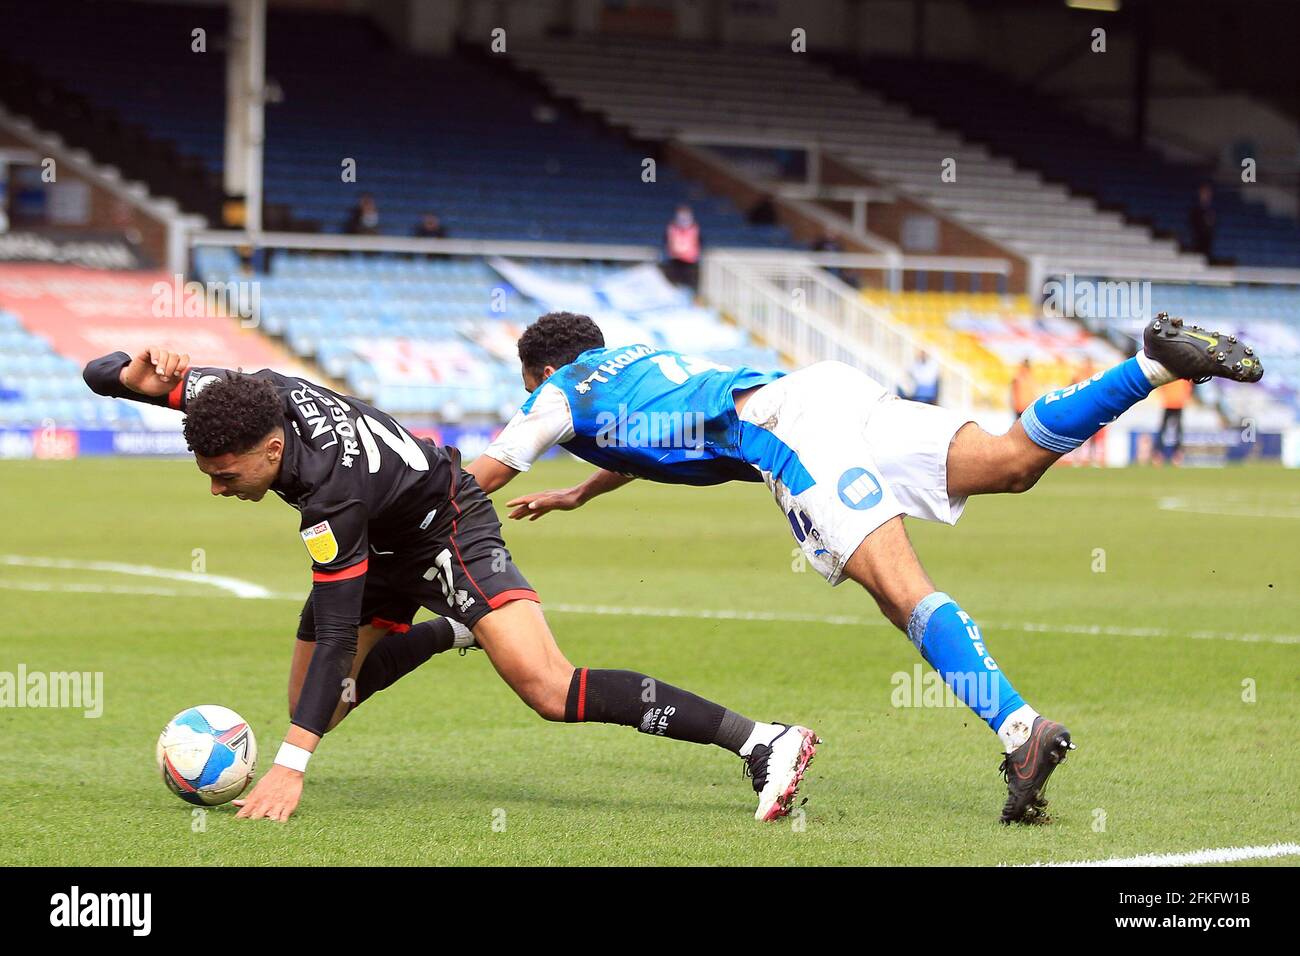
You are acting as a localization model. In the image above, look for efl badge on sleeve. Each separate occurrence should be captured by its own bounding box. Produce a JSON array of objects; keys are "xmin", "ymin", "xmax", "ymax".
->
[{"xmin": 301, "ymin": 521, "xmax": 339, "ymax": 564}]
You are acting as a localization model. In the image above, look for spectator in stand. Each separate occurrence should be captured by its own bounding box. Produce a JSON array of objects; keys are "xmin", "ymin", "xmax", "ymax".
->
[
  {"xmin": 1154, "ymin": 377, "xmax": 1194, "ymax": 467},
  {"xmin": 345, "ymin": 192, "xmax": 380, "ymax": 236},
  {"xmin": 1189, "ymin": 182, "xmax": 1216, "ymax": 259},
  {"xmin": 663, "ymin": 204, "xmax": 701, "ymax": 292},
  {"xmin": 414, "ymin": 212, "xmax": 447, "ymax": 238},
  {"xmin": 1011, "ymin": 359, "xmax": 1036, "ymax": 417},
  {"xmin": 905, "ymin": 349, "xmax": 940, "ymax": 405}
]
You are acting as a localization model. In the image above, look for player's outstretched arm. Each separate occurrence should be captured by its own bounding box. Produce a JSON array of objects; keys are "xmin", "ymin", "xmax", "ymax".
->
[
  {"xmin": 473, "ymin": 381, "xmax": 575, "ymax": 494},
  {"xmin": 83, "ymin": 346, "xmax": 239, "ymax": 413},
  {"xmin": 465, "ymin": 452, "xmax": 521, "ymax": 494},
  {"xmin": 233, "ymin": 575, "xmax": 363, "ymax": 822},
  {"xmin": 118, "ymin": 346, "xmax": 191, "ymax": 396},
  {"xmin": 83, "ymin": 347, "xmax": 190, "ymax": 402},
  {"xmin": 506, "ymin": 468, "xmax": 634, "ymax": 521},
  {"xmin": 234, "ymin": 505, "xmax": 369, "ymax": 822}
]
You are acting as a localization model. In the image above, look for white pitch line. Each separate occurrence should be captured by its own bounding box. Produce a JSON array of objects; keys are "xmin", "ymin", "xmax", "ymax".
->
[
  {"xmin": 2, "ymin": 557, "xmax": 1296, "ymax": 645},
  {"xmin": 545, "ymin": 603, "xmax": 1300, "ymax": 645},
  {"xmin": 1028, "ymin": 841, "xmax": 1300, "ymax": 868},
  {"xmin": 546, "ymin": 602, "xmax": 877, "ymax": 628},
  {"xmin": 1013, "ymin": 620, "xmax": 1300, "ymax": 645},
  {"xmin": 0, "ymin": 580, "xmax": 214, "ymax": 598},
  {"xmin": 1158, "ymin": 496, "xmax": 1300, "ymax": 520},
  {"xmin": 0, "ymin": 554, "xmax": 272, "ymax": 599}
]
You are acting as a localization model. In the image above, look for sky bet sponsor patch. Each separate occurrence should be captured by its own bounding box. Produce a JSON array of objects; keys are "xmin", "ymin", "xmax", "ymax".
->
[
  {"xmin": 837, "ymin": 467, "xmax": 883, "ymax": 510},
  {"xmin": 301, "ymin": 521, "xmax": 339, "ymax": 564}
]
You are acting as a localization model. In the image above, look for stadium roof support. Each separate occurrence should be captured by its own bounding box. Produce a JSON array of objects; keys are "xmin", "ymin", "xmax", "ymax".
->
[{"xmin": 223, "ymin": 0, "xmax": 266, "ymax": 235}]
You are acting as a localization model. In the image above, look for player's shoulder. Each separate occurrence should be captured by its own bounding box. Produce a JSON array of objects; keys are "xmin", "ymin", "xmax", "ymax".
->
[
  {"xmin": 519, "ymin": 375, "xmax": 575, "ymax": 416},
  {"xmin": 295, "ymin": 471, "xmax": 368, "ymax": 524}
]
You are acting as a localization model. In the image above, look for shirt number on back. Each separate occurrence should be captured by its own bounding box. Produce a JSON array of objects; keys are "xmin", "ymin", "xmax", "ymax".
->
[
  {"xmin": 649, "ymin": 354, "xmax": 730, "ymax": 384},
  {"xmin": 355, "ymin": 415, "xmax": 430, "ymax": 475}
]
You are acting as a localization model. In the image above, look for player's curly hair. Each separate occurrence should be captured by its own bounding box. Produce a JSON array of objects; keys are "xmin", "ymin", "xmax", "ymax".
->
[
  {"xmin": 182, "ymin": 373, "xmax": 283, "ymax": 457},
  {"xmin": 517, "ymin": 312, "xmax": 605, "ymax": 375}
]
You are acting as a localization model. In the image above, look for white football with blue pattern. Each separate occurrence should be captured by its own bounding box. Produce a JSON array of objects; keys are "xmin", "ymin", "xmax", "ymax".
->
[{"xmin": 156, "ymin": 705, "xmax": 257, "ymax": 806}]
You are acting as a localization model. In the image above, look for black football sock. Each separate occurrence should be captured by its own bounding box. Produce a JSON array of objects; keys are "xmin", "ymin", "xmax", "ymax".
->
[
  {"xmin": 564, "ymin": 668, "xmax": 756, "ymax": 753},
  {"xmin": 351, "ymin": 618, "xmax": 456, "ymax": 709}
]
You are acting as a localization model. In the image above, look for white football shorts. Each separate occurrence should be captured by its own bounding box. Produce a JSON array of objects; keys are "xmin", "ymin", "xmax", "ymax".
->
[{"xmin": 738, "ymin": 361, "xmax": 974, "ymax": 585}]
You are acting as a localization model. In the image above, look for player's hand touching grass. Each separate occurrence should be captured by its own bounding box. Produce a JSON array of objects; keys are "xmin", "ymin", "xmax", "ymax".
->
[
  {"xmin": 232, "ymin": 763, "xmax": 304, "ymax": 822},
  {"xmin": 506, "ymin": 487, "xmax": 584, "ymax": 521},
  {"xmin": 120, "ymin": 346, "xmax": 190, "ymax": 397},
  {"xmin": 233, "ymin": 725, "xmax": 317, "ymax": 822}
]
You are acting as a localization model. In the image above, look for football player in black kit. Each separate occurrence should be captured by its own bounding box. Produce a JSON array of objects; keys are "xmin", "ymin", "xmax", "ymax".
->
[{"xmin": 84, "ymin": 346, "xmax": 818, "ymax": 822}]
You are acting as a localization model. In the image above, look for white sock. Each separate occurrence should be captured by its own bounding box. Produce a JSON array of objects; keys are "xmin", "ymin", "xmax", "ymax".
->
[
  {"xmin": 1135, "ymin": 349, "xmax": 1177, "ymax": 387},
  {"xmin": 739, "ymin": 721, "xmax": 783, "ymax": 757},
  {"xmin": 449, "ymin": 619, "xmax": 476, "ymax": 648},
  {"xmin": 997, "ymin": 704, "xmax": 1040, "ymax": 753}
]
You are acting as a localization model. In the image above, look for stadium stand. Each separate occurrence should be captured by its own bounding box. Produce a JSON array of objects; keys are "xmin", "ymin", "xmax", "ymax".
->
[
  {"xmin": 2, "ymin": 5, "xmax": 1293, "ymax": 439},
  {"xmin": 191, "ymin": 247, "xmax": 783, "ymax": 421},
  {"xmin": 1069, "ymin": 279, "xmax": 1300, "ymax": 425},
  {"xmin": 0, "ymin": 1, "xmax": 793, "ymax": 249},
  {"xmin": 505, "ymin": 37, "xmax": 1202, "ymax": 270},
  {"xmin": 0, "ymin": 264, "xmax": 304, "ymax": 432},
  {"xmin": 871, "ymin": 282, "xmax": 1299, "ymax": 427},
  {"xmin": 0, "ymin": 306, "xmax": 131, "ymax": 431},
  {"xmin": 826, "ymin": 56, "xmax": 1300, "ymax": 268},
  {"xmin": 502, "ymin": 36, "xmax": 1299, "ymax": 416},
  {"xmin": 861, "ymin": 291, "xmax": 1122, "ymax": 395}
]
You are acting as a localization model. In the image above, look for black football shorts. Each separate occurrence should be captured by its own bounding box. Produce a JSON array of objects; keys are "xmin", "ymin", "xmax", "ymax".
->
[{"xmin": 296, "ymin": 470, "xmax": 537, "ymax": 638}]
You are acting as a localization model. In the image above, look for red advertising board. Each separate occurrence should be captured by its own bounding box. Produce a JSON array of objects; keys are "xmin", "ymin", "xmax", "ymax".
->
[{"xmin": 0, "ymin": 264, "xmax": 298, "ymax": 373}]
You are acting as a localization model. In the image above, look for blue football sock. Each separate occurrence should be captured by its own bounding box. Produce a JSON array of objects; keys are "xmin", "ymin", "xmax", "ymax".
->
[
  {"xmin": 1020, "ymin": 356, "xmax": 1154, "ymax": 453},
  {"xmin": 907, "ymin": 592, "xmax": 1024, "ymax": 735}
]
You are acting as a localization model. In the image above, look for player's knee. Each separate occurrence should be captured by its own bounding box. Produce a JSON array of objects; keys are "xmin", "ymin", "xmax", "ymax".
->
[
  {"xmin": 994, "ymin": 442, "xmax": 1047, "ymax": 493},
  {"xmin": 530, "ymin": 690, "xmax": 568, "ymax": 722},
  {"xmin": 513, "ymin": 672, "xmax": 568, "ymax": 721},
  {"xmin": 1004, "ymin": 458, "xmax": 1045, "ymax": 494},
  {"xmin": 534, "ymin": 697, "xmax": 567, "ymax": 722}
]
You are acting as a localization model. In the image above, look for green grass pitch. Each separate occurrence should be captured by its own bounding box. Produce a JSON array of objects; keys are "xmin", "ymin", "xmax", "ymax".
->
[{"xmin": 0, "ymin": 456, "xmax": 1296, "ymax": 865}]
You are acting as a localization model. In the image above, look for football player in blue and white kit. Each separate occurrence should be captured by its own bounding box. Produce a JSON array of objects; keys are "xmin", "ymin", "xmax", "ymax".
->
[{"xmin": 467, "ymin": 311, "xmax": 1265, "ymax": 823}]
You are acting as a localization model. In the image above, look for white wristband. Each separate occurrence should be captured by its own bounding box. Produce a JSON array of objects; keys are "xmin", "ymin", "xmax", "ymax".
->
[{"xmin": 274, "ymin": 741, "xmax": 312, "ymax": 773}]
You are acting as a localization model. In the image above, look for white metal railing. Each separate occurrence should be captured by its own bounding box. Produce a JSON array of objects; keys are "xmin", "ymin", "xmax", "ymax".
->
[
  {"xmin": 703, "ymin": 253, "xmax": 902, "ymax": 391},
  {"xmin": 703, "ymin": 250, "xmax": 1004, "ymax": 410}
]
